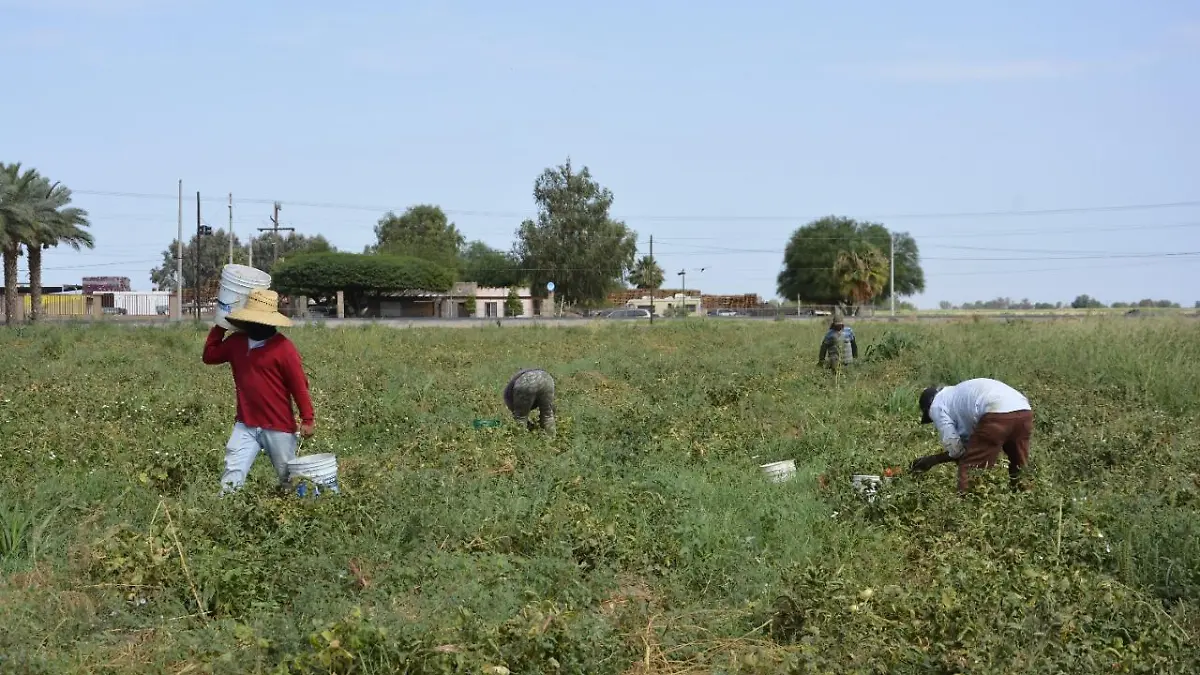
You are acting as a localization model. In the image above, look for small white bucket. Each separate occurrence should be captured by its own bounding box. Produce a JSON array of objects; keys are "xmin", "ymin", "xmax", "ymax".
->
[
  {"xmin": 216, "ymin": 264, "xmax": 272, "ymax": 329},
  {"xmin": 851, "ymin": 474, "xmax": 884, "ymax": 501},
  {"xmin": 287, "ymin": 452, "xmax": 339, "ymax": 497},
  {"xmin": 760, "ymin": 459, "xmax": 797, "ymax": 483}
]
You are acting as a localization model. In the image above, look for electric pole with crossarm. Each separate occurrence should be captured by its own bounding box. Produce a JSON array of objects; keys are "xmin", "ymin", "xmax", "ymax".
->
[{"xmin": 257, "ymin": 201, "xmax": 294, "ymax": 269}]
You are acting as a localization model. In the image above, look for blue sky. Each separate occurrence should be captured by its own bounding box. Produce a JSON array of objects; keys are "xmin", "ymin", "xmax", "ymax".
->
[{"xmin": 3, "ymin": 0, "xmax": 1199, "ymax": 307}]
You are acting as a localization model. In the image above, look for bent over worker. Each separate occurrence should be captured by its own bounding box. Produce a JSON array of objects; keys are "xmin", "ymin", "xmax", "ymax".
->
[
  {"xmin": 817, "ymin": 309, "xmax": 858, "ymax": 368},
  {"xmin": 202, "ymin": 289, "xmax": 315, "ymax": 494},
  {"xmin": 911, "ymin": 378, "xmax": 1033, "ymax": 493},
  {"xmin": 503, "ymin": 369, "xmax": 556, "ymax": 437}
]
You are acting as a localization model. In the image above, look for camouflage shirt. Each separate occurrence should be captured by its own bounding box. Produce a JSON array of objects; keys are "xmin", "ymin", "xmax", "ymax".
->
[
  {"xmin": 819, "ymin": 326, "xmax": 858, "ymax": 366},
  {"xmin": 503, "ymin": 369, "xmax": 556, "ymax": 436}
]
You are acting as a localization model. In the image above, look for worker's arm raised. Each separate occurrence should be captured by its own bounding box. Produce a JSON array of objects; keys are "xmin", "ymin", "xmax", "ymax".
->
[{"xmin": 201, "ymin": 326, "xmax": 232, "ymax": 365}]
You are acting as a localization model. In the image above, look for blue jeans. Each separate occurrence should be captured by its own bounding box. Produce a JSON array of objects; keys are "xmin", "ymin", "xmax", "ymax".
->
[{"xmin": 221, "ymin": 422, "xmax": 298, "ymax": 493}]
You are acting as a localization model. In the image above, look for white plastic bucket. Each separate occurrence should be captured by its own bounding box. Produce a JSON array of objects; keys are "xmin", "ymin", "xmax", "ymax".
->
[
  {"xmin": 215, "ymin": 264, "xmax": 272, "ymax": 329},
  {"xmin": 287, "ymin": 452, "xmax": 339, "ymax": 497},
  {"xmin": 851, "ymin": 474, "xmax": 884, "ymax": 501},
  {"xmin": 760, "ymin": 459, "xmax": 797, "ymax": 483}
]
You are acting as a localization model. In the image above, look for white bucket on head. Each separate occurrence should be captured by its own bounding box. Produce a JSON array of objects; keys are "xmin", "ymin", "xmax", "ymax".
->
[
  {"xmin": 216, "ymin": 264, "xmax": 272, "ymax": 329},
  {"xmin": 287, "ymin": 452, "xmax": 339, "ymax": 497},
  {"xmin": 760, "ymin": 459, "xmax": 797, "ymax": 483}
]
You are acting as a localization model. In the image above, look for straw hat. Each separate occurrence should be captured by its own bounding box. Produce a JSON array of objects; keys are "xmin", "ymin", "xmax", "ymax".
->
[{"xmin": 227, "ymin": 289, "xmax": 293, "ymax": 327}]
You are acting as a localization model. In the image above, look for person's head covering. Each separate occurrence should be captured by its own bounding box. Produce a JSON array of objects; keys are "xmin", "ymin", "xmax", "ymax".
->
[
  {"xmin": 830, "ymin": 307, "xmax": 845, "ymax": 328},
  {"xmin": 227, "ymin": 288, "xmax": 293, "ymax": 328},
  {"xmin": 918, "ymin": 386, "xmax": 943, "ymax": 424}
]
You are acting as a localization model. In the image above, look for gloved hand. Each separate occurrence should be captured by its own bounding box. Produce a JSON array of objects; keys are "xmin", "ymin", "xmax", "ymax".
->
[{"xmin": 910, "ymin": 456, "xmax": 937, "ymax": 474}]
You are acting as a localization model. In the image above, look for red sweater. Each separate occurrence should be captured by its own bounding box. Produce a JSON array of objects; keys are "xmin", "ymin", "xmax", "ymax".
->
[{"xmin": 202, "ymin": 326, "xmax": 314, "ymax": 433}]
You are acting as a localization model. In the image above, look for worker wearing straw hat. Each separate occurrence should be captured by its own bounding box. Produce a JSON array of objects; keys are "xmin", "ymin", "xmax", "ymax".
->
[
  {"xmin": 817, "ymin": 308, "xmax": 858, "ymax": 369},
  {"xmin": 503, "ymin": 368, "xmax": 556, "ymax": 437},
  {"xmin": 202, "ymin": 288, "xmax": 315, "ymax": 494}
]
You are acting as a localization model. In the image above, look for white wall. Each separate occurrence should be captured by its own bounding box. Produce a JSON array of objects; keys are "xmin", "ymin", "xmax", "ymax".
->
[{"xmin": 470, "ymin": 287, "xmax": 535, "ymax": 318}]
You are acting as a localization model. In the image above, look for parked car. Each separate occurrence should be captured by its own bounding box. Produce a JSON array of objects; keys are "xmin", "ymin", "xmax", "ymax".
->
[
  {"xmin": 708, "ymin": 309, "xmax": 738, "ymax": 317},
  {"xmin": 607, "ymin": 308, "xmax": 651, "ymax": 320}
]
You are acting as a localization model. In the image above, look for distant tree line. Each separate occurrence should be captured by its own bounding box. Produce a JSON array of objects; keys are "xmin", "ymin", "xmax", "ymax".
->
[
  {"xmin": 150, "ymin": 158, "xmax": 641, "ymax": 309},
  {"xmin": 938, "ymin": 296, "xmax": 1182, "ymax": 310},
  {"xmin": 142, "ymin": 160, "xmax": 939, "ymax": 314}
]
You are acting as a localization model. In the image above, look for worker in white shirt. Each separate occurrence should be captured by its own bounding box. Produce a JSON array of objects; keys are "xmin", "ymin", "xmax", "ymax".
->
[{"xmin": 910, "ymin": 378, "xmax": 1033, "ymax": 493}]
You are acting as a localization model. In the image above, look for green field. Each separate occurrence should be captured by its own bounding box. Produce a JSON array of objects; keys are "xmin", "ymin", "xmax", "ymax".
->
[{"xmin": 3, "ymin": 319, "xmax": 1200, "ymax": 673}]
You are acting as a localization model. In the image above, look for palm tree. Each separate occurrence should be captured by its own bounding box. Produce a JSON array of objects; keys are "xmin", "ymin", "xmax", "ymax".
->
[
  {"xmin": 0, "ymin": 163, "xmax": 40, "ymax": 325},
  {"xmin": 628, "ymin": 255, "xmax": 665, "ymax": 290},
  {"xmin": 26, "ymin": 178, "xmax": 92, "ymax": 322},
  {"xmin": 833, "ymin": 246, "xmax": 888, "ymax": 313}
]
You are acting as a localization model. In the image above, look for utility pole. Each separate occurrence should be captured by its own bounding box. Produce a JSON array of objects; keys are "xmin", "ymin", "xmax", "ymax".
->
[
  {"xmin": 194, "ymin": 192, "xmax": 213, "ymax": 320},
  {"xmin": 648, "ymin": 235, "xmax": 654, "ymax": 325},
  {"xmin": 676, "ymin": 267, "xmax": 706, "ymax": 317},
  {"xmin": 257, "ymin": 201, "xmax": 294, "ymax": 269},
  {"xmin": 175, "ymin": 180, "xmax": 183, "ymax": 320},
  {"xmin": 195, "ymin": 192, "xmax": 201, "ymax": 320},
  {"xmin": 228, "ymin": 193, "xmax": 234, "ymax": 265},
  {"xmin": 889, "ymin": 233, "xmax": 896, "ymax": 317},
  {"xmin": 678, "ymin": 269, "xmax": 686, "ymax": 317},
  {"xmin": 247, "ymin": 231, "xmax": 253, "ymax": 267}
]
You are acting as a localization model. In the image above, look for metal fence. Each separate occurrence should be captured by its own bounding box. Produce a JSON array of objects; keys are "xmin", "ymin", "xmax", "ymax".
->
[{"xmin": 0, "ymin": 293, "xmax": 177, "ymax": 321}]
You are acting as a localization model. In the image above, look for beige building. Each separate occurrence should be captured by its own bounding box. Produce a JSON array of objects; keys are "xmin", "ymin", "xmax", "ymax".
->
[{"xmin": 625, "ymin": 293, "xmax": 703, "ymax": 316}]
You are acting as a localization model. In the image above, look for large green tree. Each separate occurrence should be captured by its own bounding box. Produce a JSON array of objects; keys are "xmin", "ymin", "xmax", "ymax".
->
[
  {"xmin": 0, "ymin": 163, "xmax": 38, "ymax": 324},
  {"xmin": 150, "ymin": 231, "xmax": 335, "ymax": 293},
  {"xmin": 514, "ymin": 158, "xmax": 638, "ymax": 307},
  {"xmin": 371, "ymin": 205, "xmax": 464, "ymax": 272},
  {"xmin": 0, "ymin": 164, "xmax": 92, "ymax": 324},
  {"xmin": 251, "ymin": 232, "xmax": 335, "ymax": 270},
  {"xmin": 777, "ymin": 216, "xmax": 924, "ymax": 306},
  {"xmin": 273, "ymin": 251, "xmax": 455, "ymax": 317},
  {"xmin": 833, "ymin": 247, "xmax": 888, "ymax": 312},
  {"xmin": 459, "ymin": 240, "xmax": 526, "ymax": 288},
  {"xmin": 149, "ymin": 229, "xmax": 245, "ymax": 294},
  {"xmin": 628, "ymin": 255, "xmax": 664, "ymax": 290},
  {"xmin": 26, "ymin": 177, "xmax": 93, "ymax": 322}
]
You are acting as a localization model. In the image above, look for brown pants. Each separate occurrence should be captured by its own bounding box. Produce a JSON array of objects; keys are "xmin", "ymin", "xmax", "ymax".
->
[{"xmin": 958, "ymin": 410, "xmax": 1033, "ymax": 492}]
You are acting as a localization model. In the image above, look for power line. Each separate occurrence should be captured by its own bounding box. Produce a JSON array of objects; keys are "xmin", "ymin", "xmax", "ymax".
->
[
  {"xmin": 651, "ymin": 242, "xmax": 1200, "ymax": 261},
  {"xmin": 71, "ymin": 188, "xmax": 1200, "ymax": 222},
  {"xmin": 655, "ymin": 220, "xmax": 1200, "ymax": 243}
]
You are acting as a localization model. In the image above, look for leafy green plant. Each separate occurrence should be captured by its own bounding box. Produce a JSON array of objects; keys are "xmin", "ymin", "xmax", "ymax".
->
[
  {"xmin": 0, "ymin": 499, "xmax": 60, "ymax": 565},
  {"xmin": 864, "ymin": 329, "xmax": 915, "ymax": 362},
  {"xmin": 503, "ymin": 288, "xmax": 523, "ymax": 317}
]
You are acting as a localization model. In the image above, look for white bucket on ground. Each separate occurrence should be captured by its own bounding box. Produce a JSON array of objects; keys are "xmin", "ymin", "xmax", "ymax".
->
[
  {"xmin": 215, "ymin": 264, "xmax": 272, "ymax": 329},
  {"xmin": 761, "ymin": 459, "xmax": 797, "ymax": 483},
  {"xmin": 851, "ymin": 474, "xmax": 884, "ymax": 502},
  {"xmin": 287, "ymin": 452, "xmax": 339, "ymax": 497}
]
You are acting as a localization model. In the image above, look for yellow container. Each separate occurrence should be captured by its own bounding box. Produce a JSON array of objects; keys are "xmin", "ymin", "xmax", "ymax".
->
[{"xmin": 23, "ymin": 294, "xmax": 86, "ymax": 316}]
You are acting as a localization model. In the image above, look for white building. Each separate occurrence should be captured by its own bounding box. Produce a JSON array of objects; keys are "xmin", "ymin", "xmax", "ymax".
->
[{"xmin": 625, "ymin": 293, "xmax": 702, "ymax": 316}]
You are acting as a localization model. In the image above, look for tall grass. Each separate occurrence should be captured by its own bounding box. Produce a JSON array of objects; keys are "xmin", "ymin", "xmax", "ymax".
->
[{"xmin": 1, "ymin": 318, "xmax": 1199, "ymax": 672}]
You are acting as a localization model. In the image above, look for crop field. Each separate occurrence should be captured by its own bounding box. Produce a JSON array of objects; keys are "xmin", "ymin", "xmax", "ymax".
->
[{"xmin": 3, "ymin": 319, "xmax": 1200, "ymax": 673}]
